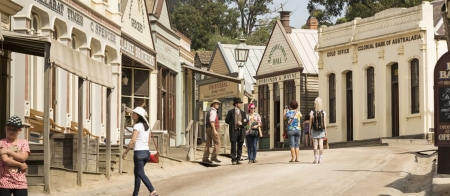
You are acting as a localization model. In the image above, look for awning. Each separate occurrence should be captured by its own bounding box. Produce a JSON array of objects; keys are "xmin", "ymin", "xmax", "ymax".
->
[
  {"xmin": 182, "ymin": 64, "xmax": 241, "ymax": 83},
  {"xmin": 0, "ymin": 30, "xmax": 114, "ymax": 88},
  {"xmin": 0, "ymin": 29, "xmax": 50, "ymax": 57},
  {"xmin": 50, "ymin": 40, "xmax": 114, "ymax": 88}
]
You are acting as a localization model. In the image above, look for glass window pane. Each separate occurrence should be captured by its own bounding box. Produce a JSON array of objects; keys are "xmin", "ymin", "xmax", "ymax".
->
[
  {"xmin": 134, "ymin": 98, "xmax": 149, "ymax": 120},
  {"xmin": 122, "ymin": 97, "xmax": 132, "ymax": 126},
  {"xmin": 122, "ymin": 68, "xmax": 132, "ymax": 96},
  {"xmin": 134, "ymin": 69, "xmax": 149, "ymax": 97}
]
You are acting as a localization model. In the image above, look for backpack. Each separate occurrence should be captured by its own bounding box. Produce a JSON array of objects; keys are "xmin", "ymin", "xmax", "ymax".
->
[{"xmin": 312, "ymin": 110, "xmax": 324, "ymax": 131}]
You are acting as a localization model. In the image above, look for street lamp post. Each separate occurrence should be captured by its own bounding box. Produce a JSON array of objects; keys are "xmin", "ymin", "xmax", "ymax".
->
[{"xmin": 234, "ymin": 38, "xmax": 249, "ymax": 100}]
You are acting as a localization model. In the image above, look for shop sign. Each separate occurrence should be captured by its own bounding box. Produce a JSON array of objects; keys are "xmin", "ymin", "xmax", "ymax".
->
[
  {"xmin": 357, "ymin": 34, "xmax": 422, "ymax": 52},
  {"xmin": 268, "ymin": 44, "xmax": 288, "ymax": 65},
  {"xmin": 35, "ymin": 0, "xmax": 64, "ymax": 16},
  {"xmin": 128, "ymin": 0, "xmax": 146, "ymax": 33},
  {"xmin": 257, "ymin": 72, "xmax": 298, "ymax": 85},
  {"xmin": 67, "ymin": 7, "xmax": 83, "ymax": 26},
  {"xmin": 199, "ymin": 81, "xmax": 239, "ymax": 101},
  {"xmin": 326, "ymin": 48, "xmax": 350, "ymax": 57},
  {"xmin": 121, "ymin": 38, "xmax": 155, "ymax": 67},
  {"xmin": 434, "ymin": 52, "xmax": 450, "ymax": 147},
  {"xmin": 91, "ymin": 22, "xmax": 116, "ymax": 44}
]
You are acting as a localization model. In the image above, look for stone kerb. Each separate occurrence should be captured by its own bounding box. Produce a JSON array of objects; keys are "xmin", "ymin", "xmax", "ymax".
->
[{"xmin": 318, "ymin": 1, "xmax": 431, "ymax": 49}]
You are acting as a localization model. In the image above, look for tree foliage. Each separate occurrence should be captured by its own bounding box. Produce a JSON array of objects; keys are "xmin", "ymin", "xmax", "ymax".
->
[
  {"xmin": 307, "ymin": 0, "xmax": 432, "ymax": 25},
  {"xmin": 224, "ymin": 0, "xmax": 274, "ymax": 35}
]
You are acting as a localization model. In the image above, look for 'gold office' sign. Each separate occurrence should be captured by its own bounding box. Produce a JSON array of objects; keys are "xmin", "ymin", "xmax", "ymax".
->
[{"xmin": 199, "ymin": 81, "xmax": 239, "ymax": 101}]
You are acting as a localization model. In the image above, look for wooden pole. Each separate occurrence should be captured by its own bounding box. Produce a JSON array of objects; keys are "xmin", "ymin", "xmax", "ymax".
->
[
  {"xmin": 194, "ymin": 121, "xmax": 199, "ymax": 160},
  {"xmin": 43, "ymin": 42, "xmax": 51, "ymax": 193},
  {"xmin": 105, "ymin": 89, "xmax": 112, "ymax": 179},
  {"xmin": 119, "ymin": 104, "xmax": 125, "ymax": 173},
  {"xmin": 77, "ymin": 78, "xmax": 84, "ymax": 186}
]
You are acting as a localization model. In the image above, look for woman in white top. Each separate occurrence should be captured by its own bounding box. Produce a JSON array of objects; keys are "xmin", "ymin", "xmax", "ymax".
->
[
  {"xmin": 309, "ymin": 97, "xmax": 327, "ymax": 164},
  {"xmin": 122, "ymin": 107, "xmax": 157, "ymax": 196}
]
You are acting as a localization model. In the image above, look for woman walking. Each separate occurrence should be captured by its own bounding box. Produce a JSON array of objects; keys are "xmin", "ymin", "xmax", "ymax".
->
[
  {"xmin": 309, "ymin": 97, "xmax": 327, "ymax": 164},
  {"xmin": 246, "ymin": 103, "xmax": 262, "ymax": 163},
  {"xmin": 122, "ymin": 107, "xmax": 158, "ymax": 196},
  {"xmin": 303, "ymin": 114, "xmax": 311, "ymax": 147},
  {"xmin": 0, "ymin": 116, "xmax": 30, "ymax": 196},
  {"xmin": 283, "ymin": 100, "xmax": 302, "ymax": 162}
]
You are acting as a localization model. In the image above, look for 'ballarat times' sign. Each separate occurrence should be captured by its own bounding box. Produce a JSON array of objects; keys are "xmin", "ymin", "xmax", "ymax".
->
[{"xmin": 434, "ymin": 52, "xmax": 450, "ymax": 147}]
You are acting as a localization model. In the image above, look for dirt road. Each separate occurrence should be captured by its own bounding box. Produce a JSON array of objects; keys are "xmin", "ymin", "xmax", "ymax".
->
[{"xmin": 114, "ymin": 142, "xmax": 437, "ymax": 196}]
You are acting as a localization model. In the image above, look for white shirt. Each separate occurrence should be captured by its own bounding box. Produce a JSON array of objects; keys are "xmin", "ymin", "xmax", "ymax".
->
[
  {"xmin": 133, "ymin": 123, "xmax": 149, "ymax": 151},
  {"xmin": 209, "ymin": 107, "xmax": 217, "ymax": 123}
]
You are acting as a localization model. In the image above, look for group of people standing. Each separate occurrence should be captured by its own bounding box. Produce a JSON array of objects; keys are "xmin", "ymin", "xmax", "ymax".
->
[{"xmin": 202, "ymin": 97, "xmax": 328, "ymax": 165}]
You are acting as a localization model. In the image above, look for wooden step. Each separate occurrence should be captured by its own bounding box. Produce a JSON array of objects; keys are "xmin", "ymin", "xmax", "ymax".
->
[
  {"xmin": 27, "ymin": 175, "xmax": 44, "ymax": 185},
  {"xmin": 28, "ymin": 153, "xmax": 44, "ymax": 161}
]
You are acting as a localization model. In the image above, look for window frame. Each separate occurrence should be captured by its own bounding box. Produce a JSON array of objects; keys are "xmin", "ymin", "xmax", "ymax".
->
[
  {"xmin": 367, "ymin": 67, "xmax": 375, "ymax": 119},
  {"xmin": 258, "ymin": 85, "xmax": 270, "ymax": 136},
  {"xmin": 122, "ymin": 66, "xmax": 151, "ymax": 126},
  {"xmin": 329, "ymin": 74, "xmax": 336, "ymax": 123},
  {"xmin": 411, "ymin": 59, "xmax": 420, "ymax": 114}
]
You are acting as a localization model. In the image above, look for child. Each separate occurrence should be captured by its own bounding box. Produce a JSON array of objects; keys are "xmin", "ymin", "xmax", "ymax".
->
[{"xmin": 303, "ymin": 114, "xmax": 311, "ymax": 147}]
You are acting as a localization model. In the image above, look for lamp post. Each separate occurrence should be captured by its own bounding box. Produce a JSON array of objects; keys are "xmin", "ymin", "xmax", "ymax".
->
[{"xmin": 234, "ymin": 38, "xmax": 249, "ymax": 101}]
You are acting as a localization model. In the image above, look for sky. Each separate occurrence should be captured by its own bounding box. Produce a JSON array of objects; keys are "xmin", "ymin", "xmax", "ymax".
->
[{"xmin": 270, "ymin": 0, "xmax": 309, "ymax": 29}]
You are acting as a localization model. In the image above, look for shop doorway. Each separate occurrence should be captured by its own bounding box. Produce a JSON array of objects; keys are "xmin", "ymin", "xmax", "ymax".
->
[
  {"xmin": 346, "ymin": 72, "xmax": 353, "ymax": 141},
  {"xmin": 391, "ymin": 63, "xmax": 400, "ymax": 137},
  {"xmin": 274, "ymin": 101, "xmax": 280, "ymax": 145},
  {"xmin": 0, "ymin": 54, "xmax": 9, "ymax": 139}
]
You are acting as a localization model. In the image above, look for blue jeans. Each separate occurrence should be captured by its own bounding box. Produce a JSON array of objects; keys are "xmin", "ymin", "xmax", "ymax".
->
[
  {"xmin": 246, "ymin": 135, "xmax": 259, "ymax": 160},
  {"xmin": 133, "ymin": 150, "xmax": 155, "ymax": 196},
  {"xmin": 288, "ymin": 130, "xmax": 301, "ymax": 148}
]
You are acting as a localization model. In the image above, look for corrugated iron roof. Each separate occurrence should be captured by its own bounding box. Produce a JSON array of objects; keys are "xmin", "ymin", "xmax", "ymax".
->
[
  {"xmin": 219, "ymin": 43, "xmax": 265, "ymax": 94},
  {"xmin": 288, "ymin": 29, "xmax": 319, "ymax": 74},
  {"xmin": 196, "ymin": 51, "xmax": 213, "ymax": 65}
]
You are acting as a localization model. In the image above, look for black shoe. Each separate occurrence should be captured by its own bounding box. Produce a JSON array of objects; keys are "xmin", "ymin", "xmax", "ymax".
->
[
  {"xmin": 202, "ymin": 159, "xmax": 213, "ymax": 164},
  {"xmin": 236, "ymin": 160, "xmax": 242, "ymax": 165},
  {"xmin": 211, "ymin": 158, "xmax": 221, "ymax": 163}
]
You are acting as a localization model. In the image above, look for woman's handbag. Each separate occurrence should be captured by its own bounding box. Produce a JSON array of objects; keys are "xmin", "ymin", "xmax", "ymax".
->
[
  {"xmin": 148, "ymin": 131, "xmax": 160, "ymax": 163},
  {"xmin": 249, "ymin": 121, "xmax": 259, "ymax": 137}
]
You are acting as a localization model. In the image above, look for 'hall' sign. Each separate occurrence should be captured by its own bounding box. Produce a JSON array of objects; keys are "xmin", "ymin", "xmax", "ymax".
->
[{"xmin": 434, "ymin": 52, "xmax": 450, "ymax": 147}]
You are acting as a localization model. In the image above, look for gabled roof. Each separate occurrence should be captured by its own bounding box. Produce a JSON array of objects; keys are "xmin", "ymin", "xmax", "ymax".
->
[
  {"xmin": 196, "ymin": 51, "xmax": 213, "ymax": 65},
  {"xmin": 288, "ymin": 29, "xmax": 319, "ymax": 74},
  {"xmin": 432, "ymin": 0, "xmax": 445, "ymax": 36},
  {"xmin": 218, "ymin": 43, "xmax": 265, "ymax": 94}
]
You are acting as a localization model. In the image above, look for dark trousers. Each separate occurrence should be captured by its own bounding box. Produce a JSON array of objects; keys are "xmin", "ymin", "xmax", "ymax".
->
[
  {"xmin": 133, "ymin": 150, "xmax": 155, "ymax": 196},
  {"xmin": 0, "ymin": 188, "xmax": 27, "ymax": 196},
  {"xmin": 231, "ymin": 130, "xmax": 243, "ymax": 161}
]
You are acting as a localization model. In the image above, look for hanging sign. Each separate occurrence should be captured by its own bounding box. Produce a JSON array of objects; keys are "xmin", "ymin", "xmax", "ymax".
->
[{"xmin": 434, "ymin": 51, "xmax": 450, "ymax": 147}]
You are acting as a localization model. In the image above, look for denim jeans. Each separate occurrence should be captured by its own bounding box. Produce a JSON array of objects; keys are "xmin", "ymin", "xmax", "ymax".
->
[
  {"xmin": 246, "ymin": 135, "xmax": 259, "ymax": 160},
  {"xmin": 133, "ymin": 150, "xmax": 155, "ymax": 196},
  {"xmin": 288, "ymin": 130, "xmax": 301, "ymax": 148}
]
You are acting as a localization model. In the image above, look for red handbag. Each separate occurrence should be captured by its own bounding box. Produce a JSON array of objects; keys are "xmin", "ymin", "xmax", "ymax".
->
[{"xmin": 148, "ymin": 131, "xmax": 160, "ymax": 163}]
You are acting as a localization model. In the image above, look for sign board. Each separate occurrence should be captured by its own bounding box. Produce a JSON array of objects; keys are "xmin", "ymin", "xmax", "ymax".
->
[
  {"xmin": 199, "ymin": 81, "xmax": 239, "ymax": 101},
  {"xmin": 257, "ymin": 72, "xmax": 299, "ymax": 85},
  {"xmin": 434, "ymin": 51, "xmax": 450, "ymax": 147}
]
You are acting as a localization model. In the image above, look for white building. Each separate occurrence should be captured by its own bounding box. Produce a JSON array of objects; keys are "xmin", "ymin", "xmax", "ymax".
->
[{"xmin": 316, "ymin": 1, "xmax": 447, "ymax": 142}]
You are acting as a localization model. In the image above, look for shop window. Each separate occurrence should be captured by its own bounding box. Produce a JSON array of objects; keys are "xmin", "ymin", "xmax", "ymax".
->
[
  {"xmin": 121, "ymin": 67, "xmax": 150, "ymax": 126},
  {"xmin": 367, "ymin": 67, "xmax": 375, "ymax": 119},
  {"xmin": 284, "ymin": 80, "xmax": 295, "ymax": 110},
  {"xmin": 273, "ymin": 83, "xmax": 280, "ymax": 100},
  {"xmin": 329, "ymin": 74, "xmax": 336, "ymax": 123},
  {"xmin": 411, "ymin": 59, "xmax": 419, "ymax": 114},
  {"xmin": 258, "ymin": 85, "xmax": 270, "ymax": 135}
]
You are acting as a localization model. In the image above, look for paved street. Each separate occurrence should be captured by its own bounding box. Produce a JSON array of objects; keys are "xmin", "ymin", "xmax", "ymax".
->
[{"xmin": 110, "ymin": 142, "xmax": 437, "ymax": 196}]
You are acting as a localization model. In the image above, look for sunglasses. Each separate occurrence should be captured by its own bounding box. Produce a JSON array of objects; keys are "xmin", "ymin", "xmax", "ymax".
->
[{"xmin": 250, "ymin": 108, "xmax": 255, "ymax": 109}]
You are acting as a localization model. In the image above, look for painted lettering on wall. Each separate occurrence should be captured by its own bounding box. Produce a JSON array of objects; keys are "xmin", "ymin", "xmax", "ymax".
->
[
  {"xmin": 91, "ymin": 22, "xmax": 116, "ymax": 44},
  {"xmin": 257, "ymin": 73, "xmax": 298, "ymax": 85},
  {"xmin": 128, "ymin": 0, "xmax": 146, "ymax": 33},
  {"xmin": 35, "ymin": 0, "xmax": 64, "ymax": 16},
  {"xmin": 121, "ymin": 38, "xmax": 155, "ymax": 67},
  {"xmin": 67, "ymin": 8, "xmax": 83, "ymax": 26},
  {"xmin": 326, "ymin": 48, "xmax": 349, "ymax": 57},
  {"xmin": 439, "ymin": 63, "xmax": 450, "ymax": 79},
  {"xmin": 268, "ymin": 44, "xmax": 288, "ymax": 65},
  {"xmin": 357, "ymin": 34, "xmax": 422, "ymax": 51}
]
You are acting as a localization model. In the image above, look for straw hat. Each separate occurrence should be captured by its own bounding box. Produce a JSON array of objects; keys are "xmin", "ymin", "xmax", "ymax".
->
[
  {"xmin": 210, "ymin": 99, "xmax": 221, "ymax": 107},
  {"xmin": 133, "ymin": 107, "xmax": 149, "ymax": 128}
]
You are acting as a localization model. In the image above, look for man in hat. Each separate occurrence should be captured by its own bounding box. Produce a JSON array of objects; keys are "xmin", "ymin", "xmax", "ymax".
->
[
  {"xmin": 225, "ymin": 97, "xmax": 248, "ymax": 165},
  {"xmin": 202, "ymin": 99, "xmax": 222, "ymax": 163}
]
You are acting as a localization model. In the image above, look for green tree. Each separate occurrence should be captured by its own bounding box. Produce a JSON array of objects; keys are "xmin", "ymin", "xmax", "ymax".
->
[
  {"xmin": 307, "ymin": 0, "xmax": 432, "ymax": 25},
  {"xmin": 301, "ymin": 9, "xmax": 333, "ymax": 29},
  {"xmin": 171, "ymin": 1, "xmax": 240, "ymax": 50},
  {"xmin": 225, "ymin": 0, "xmax": 274, "ymax": 35},
  {"xmin": 246, "ymin": 16, "xmax": 277, "ymax": 45}
]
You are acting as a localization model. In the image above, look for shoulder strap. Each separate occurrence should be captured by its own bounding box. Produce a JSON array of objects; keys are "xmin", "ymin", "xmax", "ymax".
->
[{"xmin": 288, "ymin": 111, "xmax": 297, "ymax": 126}]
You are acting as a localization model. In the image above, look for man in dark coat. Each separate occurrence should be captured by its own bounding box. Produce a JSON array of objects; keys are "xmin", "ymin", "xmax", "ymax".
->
[{"xmin": 225, "ymin": 97, "xmax": 248, "ymax": 165}]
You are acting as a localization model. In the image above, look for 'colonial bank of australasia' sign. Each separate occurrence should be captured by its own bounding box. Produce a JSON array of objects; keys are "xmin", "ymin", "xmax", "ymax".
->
[
  {"xmin": 434, "ymin": 52, "xmax": 450, "ymax": 147},
  {"xmin": 257, "ymin": 72, "xmax": 299, "ymax": 85},
  {"xmin": 199, "ymin": 81, "xmax": 239, "ymax": 101}
]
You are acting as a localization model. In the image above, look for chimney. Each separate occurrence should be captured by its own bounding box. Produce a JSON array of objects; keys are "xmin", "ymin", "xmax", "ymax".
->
[
  {"xmin": 279, "ymin": 11, "xmax": 292, "ymax": 34},
  {"xmin": 306, "ymin": 16, "xmax": 319, "ymax": 30}
]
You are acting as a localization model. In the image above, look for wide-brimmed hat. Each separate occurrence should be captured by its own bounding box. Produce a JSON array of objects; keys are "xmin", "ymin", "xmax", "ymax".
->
[
  {"xmin": 5, "ymin": 116, "xmax": 23, "ymax": 129},
  {"xmin": 133, "ymin": 107, "xmax": 149, "ymax": 128},
  {"xmin": 233, "ymin": 97, "xmax": 243, "ymax": 106},
  {"xmin": 210, "ymin": 99, "xmax": 221, "ymax": 107}
]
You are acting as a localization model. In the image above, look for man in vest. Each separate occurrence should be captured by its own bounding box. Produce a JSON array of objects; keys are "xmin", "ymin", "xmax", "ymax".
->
[
  {"xmin": 202, "ymin": 99, "xmax": 222, "ymax": 163},
  {"xmin": 225, "ymin": 98, "xmax": 248, "ymax": 165}
]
